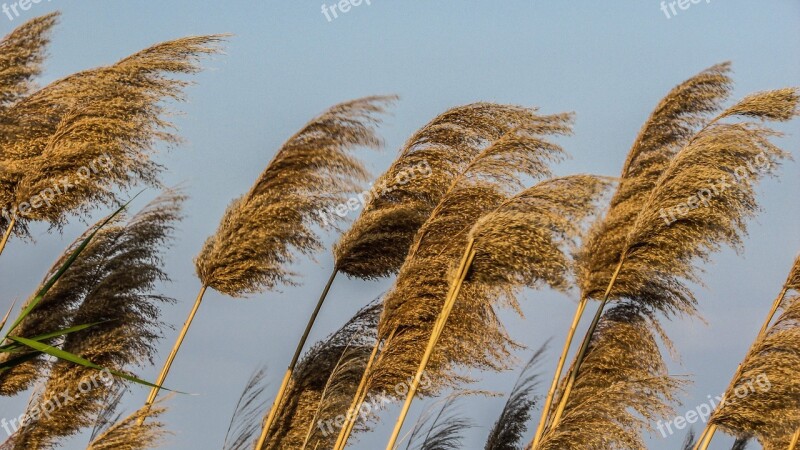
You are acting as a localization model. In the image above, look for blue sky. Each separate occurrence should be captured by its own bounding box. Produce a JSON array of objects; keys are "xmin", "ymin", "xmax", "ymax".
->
[{"xmin": 1, "ymin": 1, "xmax": 799, "ymax": 449}]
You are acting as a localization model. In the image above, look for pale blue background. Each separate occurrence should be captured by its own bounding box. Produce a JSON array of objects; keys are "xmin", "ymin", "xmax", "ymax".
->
[{"xmin": 1, "ymin": 1, "xmax": 799, "ymax": 449}]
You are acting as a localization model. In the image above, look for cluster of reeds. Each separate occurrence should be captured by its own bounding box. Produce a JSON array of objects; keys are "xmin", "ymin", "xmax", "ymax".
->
[{"xmin": 1, "ymin": 12, "xmax": 799, "ymax": 450}]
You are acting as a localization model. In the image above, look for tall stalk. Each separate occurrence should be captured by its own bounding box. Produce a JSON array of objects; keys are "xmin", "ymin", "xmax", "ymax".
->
[
  {"xmin": 385, "ymin": 239, "xmax": 476, "ymax": 450},
  {"xmin": 790, "ymin": 430, "xmax": 800, "ymax": 450},
  {"xmin": 139, "ymin": 285, "xmax": 208, "ymax": 424},
  {"xmin": 255, "ymin": 270, "xmax": 338, "ymax": 449},
  {"xmin": 0, "ymin": 216, "xmax": 15, "ymax": 259},
  {"xmin": 332, "ymin": 334, "xmax": 383, "ymax": 450},
  {"xmin": 543, "ymin": 258, "xmax": 624, "ymax": 434},
  {"xmin": 530, "ymin": 296, "xmax": 587, "ymax": 448}
]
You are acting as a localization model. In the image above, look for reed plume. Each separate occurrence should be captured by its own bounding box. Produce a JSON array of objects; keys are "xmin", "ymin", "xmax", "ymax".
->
[
  {"xmin": 0, "ymin": 191, "xmax": 182, "ymax": 396},
  {"xmin": 298, "ymin": 102, "xmax": 547, "ymax": 449},
  {"xmin": 173, "ymin": 96, "xmax": 393, "ymax": 440},
  {"xmin": 484, "ymin": 346, "xmax": 546, "ymax": 450},
  {"xmin": 223, "ymin": 367, "xmax": 270, "ymax": 450},
  {"xmin": 262, "ymin": 301, "xmax": 381, "ymax": 450},
  {"xmin": 334, "ymin": 103, "xmax": 554, "ymax": 279},
  {"xmin": 537, "ymin": 303, "xmax": 684, "ymax": 450},
  {"xmin": 258, "ymin": 102, "xmax": 545, "ymax": 446},
  {"xmin": 9, "ymin": 191, "xmax": 183, "ymax": 449},
  {"xmin": 196, "ymin": 96, "xmax": 395, "ymax": 294},
  {"xmin": 537, "ymin": 80, "xmax": 799, "ymax": 446},
  {"xmin": 531, "ymin": 63, "xmax": 734, "ymax": 446},
  {"xmin": 380, "ymin": 173, "xmax": 609, "ymax": 448},
  {"xmin": 704, "ymin": 255, "xmax": 800, "ymax": 448},
  {"xmin": 373, "ymin": 120, "xmax": 572, "ymax": 390},
  {"xmin": 0, "ymin": 20, "xmax": 223, "ymax": 255},
  {"xmin": 0, "ymin": 13, "xmax": 57, "ymax": 106}
]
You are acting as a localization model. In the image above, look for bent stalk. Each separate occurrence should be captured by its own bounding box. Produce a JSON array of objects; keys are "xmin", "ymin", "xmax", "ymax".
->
[
  {"xmin": 539, "ymin": 257, "xmax": 625, "ymax": 440},
  {"xmin": 530, "ymin": 296, "xmax": 589, "ymax": 448}
]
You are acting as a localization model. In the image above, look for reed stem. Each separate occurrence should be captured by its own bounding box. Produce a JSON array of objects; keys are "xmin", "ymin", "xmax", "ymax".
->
[
  {"xmin": 334, "ymin": 327, "xmax": 396, "ymax": 450},
  {"xmin": 0, "ymin": 216, "xmax": 16, "ymax": 260},
  {"xmin": 544, "ymin": 256, "xmax": 625, "ymax": 437},
  {"xmin": 530, "ymin": 296, "xmax": 589, "ymax": 448},
  {"xmin": 789, "ymin": 429, "xmax": 800, "ymax": 450},
  {"xmin": 139, "ymin": 285, "xmax": 208, "ymax": 426},
  {"xmin": 385, "ymin": 238, "xmax": 476, "ymax": 450},
  {"xmin": 255, "ymin": 270, "xmax": 338, "ymax": 449}
]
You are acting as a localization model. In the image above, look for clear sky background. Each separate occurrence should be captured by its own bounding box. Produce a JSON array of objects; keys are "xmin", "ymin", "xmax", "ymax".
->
[{"xmin": 1, "ymin": 1, "xmax": 799, "ymax": 449}]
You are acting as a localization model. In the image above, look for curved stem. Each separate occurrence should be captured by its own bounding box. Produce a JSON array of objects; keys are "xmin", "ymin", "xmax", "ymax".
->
[{"xmin": 255, "ymin": 269, "xmax": 338, "ymax": 449}]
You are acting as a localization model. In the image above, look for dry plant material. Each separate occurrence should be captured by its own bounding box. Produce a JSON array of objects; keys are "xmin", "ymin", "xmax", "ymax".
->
[
  {"xmin": 370, "ymin": 119, "xmax": 572, "ymax": 401},
  {"xmin": 406, "ymin": 394, "xmax": 474, "ymax": 450},
  {"xmin": 0, "ymin": 16, "xmax": 223, "ymax": 242},
  {"xmin": 9, "ymin": 191, "xmax": 183, "ymax": 449},
  {"xmin": 532, "ymin": 63, "xmax": 734, "ymax": 447},
  {"xmin": 224, "ymin": 367, "xmax": 271, "ymax": 450},
  {"xmin": 196, "ymin": 96, "xmax": 395, "ymax": 295},
  {"xmin": 538, "ymin": 304, "xmax": 684, "ymax": 450},
  {"xmin": 709, "ymin": 255, "xmax": 800, "ymax": 447},
  {"xmin": 334, "ymin": 103, "xmax": 556, "ymax": 279},
  {"xmin": 86, "ymin": 400, "xmax": 171, "ymax": 450},
  {"xmin": 539, "ymin": 70, "xmax": 798, "ymax": 446},
  {"xmin": 484, "ymin": 346, "xmax": 547, "ymax": 450},
  {"xmin": 0, "ymin": 13, "xmax": 57, "ymax": 106}
]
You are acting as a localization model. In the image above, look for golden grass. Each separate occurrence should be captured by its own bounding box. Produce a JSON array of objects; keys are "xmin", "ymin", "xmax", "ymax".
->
[
  {"xmin": 0, "ymin": 19, "xmax": 223, "ymax": 241},
  {"xmin": 334, "ymin": 103, "xmax": 560, "ymax": 280},
  {"xmin": 8, "ymin": 191, "xmax": 183, "ymax": 448},
  {"xmin": 196, "ymin": 96, "xmax": 395, "ymax": 296}
]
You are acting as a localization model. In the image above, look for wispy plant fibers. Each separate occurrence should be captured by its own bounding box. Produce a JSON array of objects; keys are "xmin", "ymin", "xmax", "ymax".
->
[
  {"xmin": 334, "ymin": 103, "xmax": 557, "ymax": 279},
  {"xmin": 223, "ymin": 367, "xmax": 270, "ymax": 450},
  {"xmin": 0, "ymin": 18, "xmax": 223, "ymax": 251},
  {"xmin": 197, "ymin": 96, "xmax": 395, "ymax": 295},
  {"xmin": 484, "ymin": 346, "xmax": 547, "ymax": 450},
  {"xmin": 708, "ymin": 255, "xmax": 800, "ymax": 448},
  {"xmin": 334, "ymin": 113, "xmax": 584, "ymax": 448},
  {"xmin": 0, "ymin": 13, "xmax": 57, "ymax": 106},
  {"xmin": 86, "ymin": 401, "xmax": 171, "ymax": 450},
  {"xmin": 532, "ymin": 63, "xmax": 734, "ymax": 446},
  {"xmin": 540, "ymin": 82, "xmax": 798, "ymax": 445},
  {"xmin": 8, "ymin": 191, "xmax": 183, "ymax": 449},
  {"xmin": 538, "ymin": 304, "xmax": 684, "ymax": 450}
]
